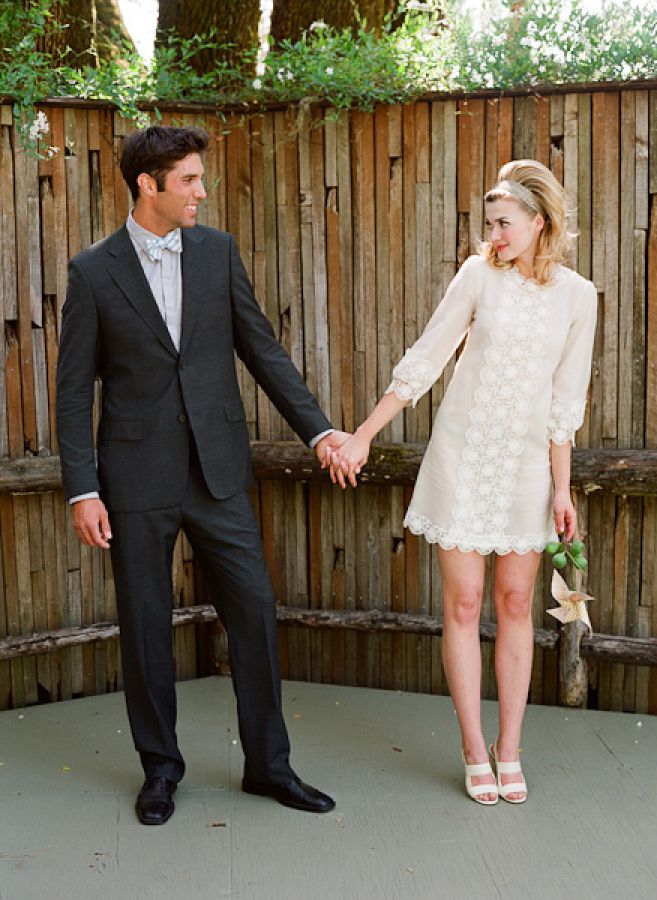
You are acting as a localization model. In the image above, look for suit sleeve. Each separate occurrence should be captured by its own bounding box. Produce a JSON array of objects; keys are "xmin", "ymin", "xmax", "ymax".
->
[
  {"xmin": 228, "ymin": 235, "xmax": 332, "ymax": 445},
  {"xmin": 56, "ymin": 259, "xmax": 102, "ymax": 499}
]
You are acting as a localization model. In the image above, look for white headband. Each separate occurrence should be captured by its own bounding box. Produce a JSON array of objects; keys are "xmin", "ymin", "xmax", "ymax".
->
[{"xmin": 495, "ymin": 179, "xmax": 541, "ymax": 214}]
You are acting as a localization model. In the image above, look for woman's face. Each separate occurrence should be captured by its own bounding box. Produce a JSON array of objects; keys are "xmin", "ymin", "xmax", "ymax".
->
[{"xmin": 485, "ymin": 198, "xmax": 544, "ymax": 266}]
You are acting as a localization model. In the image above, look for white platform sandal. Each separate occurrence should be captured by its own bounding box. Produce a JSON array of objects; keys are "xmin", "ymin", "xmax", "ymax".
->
[
  {"xmin": 462, "ymin": 751, "xmax": 499, "ymax": 805},
  {"xmin": 489, "ymin": 741, "xmax": 527, "ymax": 804}
]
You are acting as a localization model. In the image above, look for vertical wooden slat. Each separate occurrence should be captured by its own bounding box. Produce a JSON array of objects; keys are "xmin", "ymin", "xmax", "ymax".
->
[
  {"xmin": 336, "ymin": 109, "xmax": 356, "ymax": 684},
  {"xmin": 563, "ymin": 94, "xmax": 579, "ymax": 271},
  {"xmin": 513, "ymin": 95, "xmax": 536, "ymax": 160},
  {"xmin": 534, "ymin": 95, "xmax": 551, "ymax": 168},
  {"xmin": 618, "ymin": 91, "xmax": 635, "ymax": 448},
  {"xmin": 577, "ymin": 94, "xmax": 593, "ymax": 282},
  {"xmin": 484, "ymin": 98, "xmax": 498, "ymax": 191},
  {"xmin": 467, "ymin": 100, "xmax": 485, "ymax": 252},
  {"xmin": 603, "ymin": 93, "xmax": 620, "ymax": 444},
  {"xmin": 497, "ymin": 98, "xmax": 513, "ymax": 168},
  {"xmin": 14, "ymin": 141, "xmax": 37, "ymax": 453}
]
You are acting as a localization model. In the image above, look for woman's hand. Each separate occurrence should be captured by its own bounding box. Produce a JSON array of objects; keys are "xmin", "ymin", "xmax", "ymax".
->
[
  {"xmin": 553, "ymin": 489, "xmax": 577, "ymax": 541},
  {"xmin": 328, "ymin": 430, "xmax": 371, "ymax": 488}
]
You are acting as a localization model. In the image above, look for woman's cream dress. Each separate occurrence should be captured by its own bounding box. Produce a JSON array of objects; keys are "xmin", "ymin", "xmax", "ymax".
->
[{"xmin": 386, "ymin": 255, "xmax": 598, "ymax": 556}]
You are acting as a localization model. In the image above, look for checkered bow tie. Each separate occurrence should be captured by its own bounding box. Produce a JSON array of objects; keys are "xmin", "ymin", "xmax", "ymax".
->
[{"xmin": 144, "ymin": 230, "xmax": 182, "ymax": 262}]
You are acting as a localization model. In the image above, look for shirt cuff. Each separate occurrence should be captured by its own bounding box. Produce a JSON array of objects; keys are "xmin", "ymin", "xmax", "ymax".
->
[
  {"xmin": 309, "ymin": 429, "xmax": 334, "ymax": 449},
  {"xmin": 69, "ymin": 492, "xmax": 100, "ymax": 504}
]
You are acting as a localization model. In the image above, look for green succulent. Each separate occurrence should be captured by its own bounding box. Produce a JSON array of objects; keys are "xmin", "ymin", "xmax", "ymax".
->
[
  {"xmin": 551, "ymin": 552, "xmax": 567, "ymax": 569},
  {"xmin": 546, "ymin": 537, "xmax": 588, "ymax": 576}
]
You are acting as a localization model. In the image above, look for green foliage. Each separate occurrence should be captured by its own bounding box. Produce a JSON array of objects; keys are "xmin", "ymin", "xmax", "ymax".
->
[{"xmin": 1, "ymin": 0, "xmax": 657, "ymax": 154}]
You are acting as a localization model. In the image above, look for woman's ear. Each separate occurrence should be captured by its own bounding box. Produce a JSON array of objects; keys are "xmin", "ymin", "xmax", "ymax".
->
[{"xmin": 534, "ymin": 213, "xmax": 545, "ymax": 234}]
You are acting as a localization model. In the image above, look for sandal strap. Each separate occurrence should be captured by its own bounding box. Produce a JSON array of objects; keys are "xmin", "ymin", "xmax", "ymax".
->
[
  {"xmin": 499, "ymin": 780, "xmax": 527, "ymax": 796},
  {"xmin": 495, "ymin": 759, "xmax": 523, "ymax": 775},
  {"xmin": 464, "ymin": 761, "xmax": 494, "ymax": 777},
  {"xmin": 467, "ymin": 781, "xmax": 499, "ymax": 797}
]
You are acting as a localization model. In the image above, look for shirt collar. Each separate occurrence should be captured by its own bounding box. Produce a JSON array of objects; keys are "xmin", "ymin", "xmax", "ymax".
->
[{"xmin": 126, "ymin": 210, "xmax": 181, "ymax": 254}]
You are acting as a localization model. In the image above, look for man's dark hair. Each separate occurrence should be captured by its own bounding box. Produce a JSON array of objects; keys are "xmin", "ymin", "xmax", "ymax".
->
[{"xmin": 120, "ymin": 125, "xmax": 209, "ymax": 201}]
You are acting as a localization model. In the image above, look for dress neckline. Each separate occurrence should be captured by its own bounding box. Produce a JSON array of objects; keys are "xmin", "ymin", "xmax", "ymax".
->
[
  {"xmin": 507, "ymin": 264, "xmax": 564, "ymax": 293},
  {"xmin": 508, "ymin": 266, "xmax": 541, "ymax": 292}
]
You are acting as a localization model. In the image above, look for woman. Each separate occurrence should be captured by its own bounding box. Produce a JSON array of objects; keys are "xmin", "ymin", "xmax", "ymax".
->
[{"xmin": 328, "ymin": 160, "xmax": 597, "ymax": 805}]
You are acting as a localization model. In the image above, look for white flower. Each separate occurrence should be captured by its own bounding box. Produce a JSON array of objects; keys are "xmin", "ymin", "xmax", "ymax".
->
[
  {"xmin": 310, "ymin": 21, "xmax": 328, "ymax": 31},
  {"xmin": 326, "ymin": 66, "xmax": 334, "ymax": 75},
  {"xmin": 252, "ymin": 78, "xmax": 262, "ymax": 90},
  {"xmin": 286, "ymin": 70, "xmax": 294, "ymax": 80},
  {"xmin": 27, "ymin": 110, "xmax": 50, "ymax": 142}
]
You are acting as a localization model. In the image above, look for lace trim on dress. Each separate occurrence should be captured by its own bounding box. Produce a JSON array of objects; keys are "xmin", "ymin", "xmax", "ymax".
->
[
  {"xmin": 548, "ymin": 398, "xmax": 586, "ymax": 447},
  {"xmin": 385, "ymin": 347, "xmax": 441, "ymax": 408},
  {"xmin": 450, "ymin": 271, "xmax": 552, "ymax": 540},
  {"xmin": 404, "ymin": 510, "xmax": 555, "ymax": 556}
]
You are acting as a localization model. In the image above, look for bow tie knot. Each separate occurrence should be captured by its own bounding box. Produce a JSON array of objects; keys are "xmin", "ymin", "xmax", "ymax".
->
[{"xmin": 144, "ymin": 230, "xmax": 182, "ymax": 262}]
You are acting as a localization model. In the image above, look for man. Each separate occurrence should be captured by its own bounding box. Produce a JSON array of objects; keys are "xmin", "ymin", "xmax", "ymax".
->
[{"xmin": 56, "ymin": 126, "xmax": 348, "ymax": 825}]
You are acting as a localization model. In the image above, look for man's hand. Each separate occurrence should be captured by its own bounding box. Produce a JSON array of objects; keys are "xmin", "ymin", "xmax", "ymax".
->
[
  {"xmin": 315, "ymin": 431, "xmax": 352, "ymax": 489},
  {"xmin": 72, "ymin": 498, "xmax": 113, "ymax": 549},
  {"xmin": 315, "ymin": 431, "xmax": 351, "ymax": 465},
  {"xmin": 328, "ymin": 431, "xmax": 372, "ymax": 489}
]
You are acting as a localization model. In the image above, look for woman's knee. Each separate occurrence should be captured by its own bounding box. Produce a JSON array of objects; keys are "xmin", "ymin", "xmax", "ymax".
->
[
  {"xmin": 496, "ymin": 587, "xmax": 532, "ymax": 622},
  {"xmin": 445, "ymin": 586, "xmax": 483, "ymax": 626}
]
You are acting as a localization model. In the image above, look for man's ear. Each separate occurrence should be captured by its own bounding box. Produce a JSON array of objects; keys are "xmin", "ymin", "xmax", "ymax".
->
[{"xmin": 137, "ymin": 172, "xmax": 157, "ymax": 198}]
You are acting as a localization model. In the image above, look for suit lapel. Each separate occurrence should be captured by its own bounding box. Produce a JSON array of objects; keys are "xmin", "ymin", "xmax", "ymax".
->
[
  {"xmin": 179, "ymin": 228, "xmax": 207, "ymax": 358},
  {"xmin": 106, "ymin": 226, "xmax": 178, "ymax": 358}
]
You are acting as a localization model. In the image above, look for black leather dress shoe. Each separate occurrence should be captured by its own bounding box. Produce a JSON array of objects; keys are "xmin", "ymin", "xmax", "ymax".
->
[
  {"xmin": 135, "ymin": 776, "xmax": 177, "ymax": 825},
  {"xmin": 242, "ymin": 774, "xmax": 335, "ymax": 813}
]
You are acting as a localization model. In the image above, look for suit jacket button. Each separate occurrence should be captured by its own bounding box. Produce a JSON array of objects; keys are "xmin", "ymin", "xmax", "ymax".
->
[{"xmin": 178, "ymin": 414, "xmax": 187, "ymax": 424}]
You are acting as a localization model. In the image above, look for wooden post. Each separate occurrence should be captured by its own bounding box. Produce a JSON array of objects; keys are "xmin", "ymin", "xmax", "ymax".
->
[{"xmin": 559, "ymin": 620, "xmax": 589, "ymax": 707}]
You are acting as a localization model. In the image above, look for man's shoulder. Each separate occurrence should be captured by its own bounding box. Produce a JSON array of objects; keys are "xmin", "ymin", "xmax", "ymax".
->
[
  {"xmin": 188, "ymin": 224, "xmax": 233, "ymax": 246},
  {"xmin": 69, "ymin": 226, "xmax": 126, "ymax": 270}
]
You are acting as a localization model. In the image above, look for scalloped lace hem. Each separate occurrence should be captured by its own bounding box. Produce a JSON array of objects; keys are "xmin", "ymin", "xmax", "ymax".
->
[{"xmin": 404, "ymin": 511, "xmax": 555, "ymax": 556}]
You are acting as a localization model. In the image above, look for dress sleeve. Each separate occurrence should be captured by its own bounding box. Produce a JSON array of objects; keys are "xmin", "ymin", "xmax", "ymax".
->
[
  {"xmin": 385, "ymin": 256, "xmax": 480, "ymax": 407},
  {"xmin": 548, "ymin": 280, "xmax": 598, "ymax": 446}
]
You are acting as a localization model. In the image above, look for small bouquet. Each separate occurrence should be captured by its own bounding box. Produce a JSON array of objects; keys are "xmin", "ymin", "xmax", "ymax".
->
[{"xmin": 545, "ymin": 537, "xmax": 594, "ymax": 635}]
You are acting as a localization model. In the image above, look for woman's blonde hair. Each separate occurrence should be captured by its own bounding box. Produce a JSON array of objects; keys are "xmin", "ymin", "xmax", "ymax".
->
[{"xmin": 480, "ymin": 159, "xmax": 575, "ymax": 285}]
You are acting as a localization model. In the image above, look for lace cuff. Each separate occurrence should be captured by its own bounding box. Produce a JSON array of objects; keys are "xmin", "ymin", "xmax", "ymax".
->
[
  {"xmin": 385, "ymin": 348, "xmax": 440, "ymax": 408},
  {"xmin": 548, "ymin": 399, "xmax": 587, "ymax": 446}
]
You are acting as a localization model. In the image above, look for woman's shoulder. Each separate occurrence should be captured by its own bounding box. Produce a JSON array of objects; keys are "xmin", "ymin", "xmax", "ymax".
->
[
  {"xmin": 459, "ymin": 254, "xmax": 489, "ymax": 273},
  {"xmin": 554, "ymin": 264, "xmax": 597, "ymax": 298}
]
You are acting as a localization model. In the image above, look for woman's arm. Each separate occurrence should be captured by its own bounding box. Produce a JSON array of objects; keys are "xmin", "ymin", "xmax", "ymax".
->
[
  {"xmin": 327, "ymin": 392, "xmax": 409, "ymax": 488},
  {"xmin": 550, "ymin": 440, "xmax": 577, "ymax": 540}
]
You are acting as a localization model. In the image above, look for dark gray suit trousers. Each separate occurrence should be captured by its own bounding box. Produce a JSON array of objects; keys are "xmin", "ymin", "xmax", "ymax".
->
[{"xmin": 109, "ymin": 438, "xmax": 292, "ymax": 785}]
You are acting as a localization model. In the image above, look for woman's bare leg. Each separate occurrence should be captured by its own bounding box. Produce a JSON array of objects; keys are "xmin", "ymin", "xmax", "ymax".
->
[
  {"xmin": 492, "ymin": 550, "xmax": 541, "ymax": 801},
  {"xmin": 437, "ymin": 547, "xmax": 495, "ymax": 801}
]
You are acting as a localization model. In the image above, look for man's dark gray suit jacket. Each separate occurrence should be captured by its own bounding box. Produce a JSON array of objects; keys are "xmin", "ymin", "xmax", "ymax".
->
[{"xmin": 56, "ymin": 224, "xmax": 332, "ymax": 511}]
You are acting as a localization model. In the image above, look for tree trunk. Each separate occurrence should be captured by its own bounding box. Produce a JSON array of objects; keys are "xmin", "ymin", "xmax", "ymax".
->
[
  {"xmin": 156, "ymin": 0, "xmax": 261, "ymax": 71},
  {"xmin": 37, "ymin": 0, "xmax": 132, "ymax": 63},
  {"xmin": 270, "ymin": 0, "xmax": 401, "ymax": 44},
  {"xmin": 156, "ymin": 0, "xmax": 404, "ymax": 73}
]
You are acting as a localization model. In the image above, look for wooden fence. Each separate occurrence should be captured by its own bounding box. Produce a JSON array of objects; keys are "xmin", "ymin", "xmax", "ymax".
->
[{"xmin": 0, "ymin": 84, "xmax": 656, "ymax": 714}]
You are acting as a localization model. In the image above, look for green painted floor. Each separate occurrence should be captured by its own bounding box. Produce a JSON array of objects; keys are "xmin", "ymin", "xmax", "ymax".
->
[{"xmin": 0, "ymin": 676, "xmax": 655, "ymax": 900}]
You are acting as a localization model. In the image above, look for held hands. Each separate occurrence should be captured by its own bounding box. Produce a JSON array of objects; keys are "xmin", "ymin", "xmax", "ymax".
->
[
  {"xmin": 72, "ymin": 498, "xmax": 112, "ymax": 550},
  {"xmin": 553, "ymin": 489, "xmax": 577, "ymax": 542},
  {"xmin": 326, "ymin": 429, "xmax": 372, "ymax": 489},
  {"xmin": 314, "ymin": 430, "xmax": 353, "ymax": 466}
]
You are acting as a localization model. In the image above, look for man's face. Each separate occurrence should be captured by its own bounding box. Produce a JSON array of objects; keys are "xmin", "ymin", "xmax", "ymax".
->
[{"xmin": 149, "ymin": 153, "xmax": 207, "ymax": 231}]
